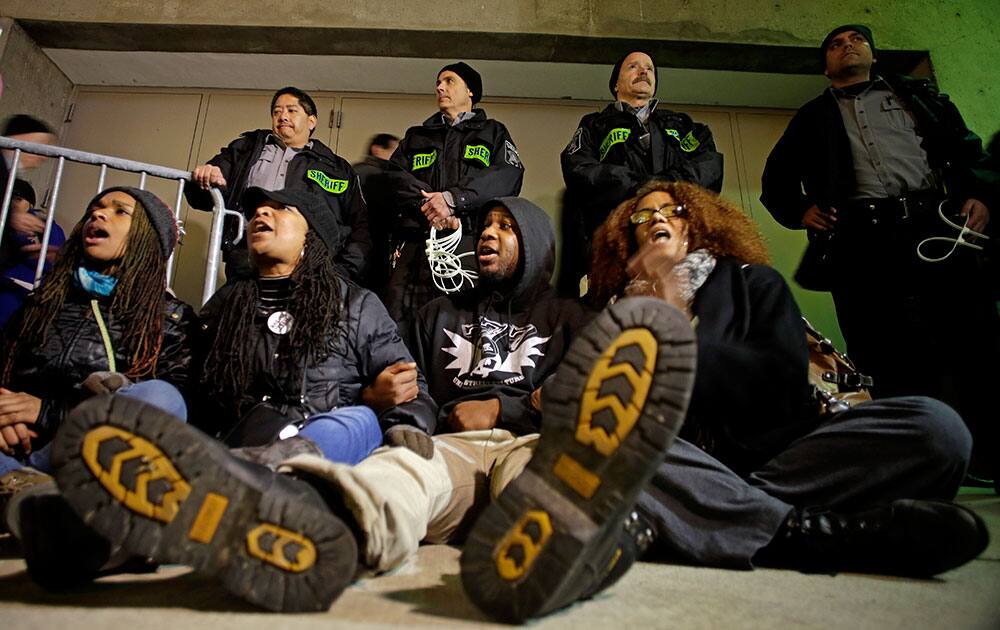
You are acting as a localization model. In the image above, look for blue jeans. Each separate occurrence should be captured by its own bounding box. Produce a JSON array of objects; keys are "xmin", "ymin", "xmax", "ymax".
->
[
  {"xmin": 0, "ymin": 379, "xmax": 187, "ymax": 476},
  {"xmin": 296, "ymin": 405, "xmax": 383, "ymax": 465}
]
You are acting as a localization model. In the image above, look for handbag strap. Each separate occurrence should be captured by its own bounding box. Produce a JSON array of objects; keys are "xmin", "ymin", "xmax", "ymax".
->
[{"xmin": 90, "ymin": 299, "xmax": 117, "ymax": 373}]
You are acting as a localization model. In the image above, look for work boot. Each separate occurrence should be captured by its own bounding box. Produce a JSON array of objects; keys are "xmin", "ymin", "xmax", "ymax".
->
[
  {"xmin": 460, "ymin": 297, "xmax": 696, "ymax": 622},
  {"xmin": 1, "ymin": 467, "xmax": 53, "ymax": 535},
  {"xmin": 231, "ymin": 436, "xmax": 323, "ymax": 470},
  {"xmin": 50, "ymin": 395, "xmax": 358, "ymax": 612},
  {"xmin": 755, "ymin": 499, "xmax": 990, "ymax": 577}
]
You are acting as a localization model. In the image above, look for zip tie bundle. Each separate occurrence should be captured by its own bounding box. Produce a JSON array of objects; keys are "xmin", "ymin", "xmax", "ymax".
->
[
  {"xmin": 916, "ymin": 200, "xmax": 989, "ymax": 263},
  {"xmin": 426, "ymin": 222, "xmax": 478, "ymax": 293}
]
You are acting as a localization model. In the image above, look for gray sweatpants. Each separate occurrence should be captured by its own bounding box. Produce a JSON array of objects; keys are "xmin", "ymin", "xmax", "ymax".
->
[{"xmin": 638, "ymin": 396, "xmax": 972, "ymax": 568}]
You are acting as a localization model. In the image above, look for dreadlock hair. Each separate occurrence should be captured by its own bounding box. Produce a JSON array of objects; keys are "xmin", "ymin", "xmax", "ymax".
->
[
  {"xmin": 201, "ymin": 230, "xmax": 344, "ymax": 405},
  {"xmin": 589, "ymin": 180, "xmax": 771, "ymax": 307},
  {"xmin": 2, "ymin": 194, "xmax": 168, "ymax": 383}
]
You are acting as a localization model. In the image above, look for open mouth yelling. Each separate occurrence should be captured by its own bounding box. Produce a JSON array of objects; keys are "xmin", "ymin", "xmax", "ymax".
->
[
  {"xmin": 652, "ymin": 227, "xmax": 672, "ymax": 243},
  {"xmin": 477, "ymin": 244, "xmax": 498, "ymax": 265},
  {"xmin": 83, "ymin": 225, "xmax": 109, "ymax": 246},
  {"xmin": 250, "ymin": 221, "xmax": 274, "ymax": 239}
]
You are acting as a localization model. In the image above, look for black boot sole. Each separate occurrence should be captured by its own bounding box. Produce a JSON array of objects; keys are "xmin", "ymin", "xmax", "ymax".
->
[
  {"xmin": 460, "ymin": 297, "xmax": 696, "ymax": 622},
  {"xmin": 50, "ymin": 395, "xmax": 357, "ymax": 612}
]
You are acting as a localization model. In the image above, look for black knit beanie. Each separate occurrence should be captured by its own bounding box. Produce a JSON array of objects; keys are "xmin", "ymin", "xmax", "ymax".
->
[
  {"xmin": 820, "ymin": 24, "xmax": 876, "ymax": 67},
  {"xmin": 438, "ymin": 62, "xmax": 483, "ymax": 104}
]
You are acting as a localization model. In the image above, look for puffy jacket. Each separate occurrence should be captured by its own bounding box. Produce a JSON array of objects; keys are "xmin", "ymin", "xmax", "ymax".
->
[
  {"xmin": 409, "ymin": 197, "xmax": 593, "ymax": 436},
  {"xmin": 385, "ymin": 109, "xmax": 524, "ymax": 233},
  {"xmin": 2, "ymin": 289, "xmax": 196, "ymax": 444},
  {"xmin": 184, "ymin": 129, "xmax": 371, "ymax": 281},
  {"xmin": 196, "ymin": 277, "xmax": 437, "ymax": 438}
]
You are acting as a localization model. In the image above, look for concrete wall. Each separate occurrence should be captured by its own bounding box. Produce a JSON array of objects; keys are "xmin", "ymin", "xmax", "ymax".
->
[
  {"xmin": 2, "ymin": 1, "xmax": 998, "ymax": 140},
  {"xmin": 0, "ymin": 17, "xmax": 72, "ymax": 133}
]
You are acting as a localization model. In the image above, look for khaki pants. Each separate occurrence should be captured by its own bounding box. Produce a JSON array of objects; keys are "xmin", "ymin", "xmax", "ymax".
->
[{"xmin": 282, "ymin": 429, "xmax": 539, "ymax": 572}]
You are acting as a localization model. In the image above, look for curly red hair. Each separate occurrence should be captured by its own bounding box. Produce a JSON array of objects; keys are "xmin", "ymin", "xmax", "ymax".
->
[{"xmin": 589, "ymin": 181, "xmax": 770, "ymax": 305}]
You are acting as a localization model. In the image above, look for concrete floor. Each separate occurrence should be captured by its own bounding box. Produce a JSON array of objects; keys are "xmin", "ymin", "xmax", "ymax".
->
[{"xmin": 2, "ymin": 489, "xmax": 998, "ymax": 630}]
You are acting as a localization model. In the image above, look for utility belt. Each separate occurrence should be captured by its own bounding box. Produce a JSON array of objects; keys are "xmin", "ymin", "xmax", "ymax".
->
[{"xmin": 836, "ymin": 190, "xmax": 946, "ymax": 233}]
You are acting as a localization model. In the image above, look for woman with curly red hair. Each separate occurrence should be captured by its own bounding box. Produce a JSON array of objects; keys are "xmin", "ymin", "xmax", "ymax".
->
[{"xmin": 587, "ymin": 180, "xmax": 986, "ymax": 579}]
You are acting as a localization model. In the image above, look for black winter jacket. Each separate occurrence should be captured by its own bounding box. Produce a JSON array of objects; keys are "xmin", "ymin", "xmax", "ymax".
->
[
  {"xmin": 386, "ymin": 110, "xmax": 524, "ymax": 233},
  {"xmin": 409, "ymin": 197, "xmax": 593, "ymax": 436},
  {"xmin": 682, "ymin": 258, "xmax": 816, "ymax": 474},
  {"xmin": 760, "ymin": 75, "xmax": 994, "ymax": 230},
  {"xmin": 562, "ymin": 103, "xmax": 723, "ymax": 236},
  {"xmin": 2, "ymin": 289, "xmax": 196, "ymax": 445},
  {"xmin": 184, "ymin": 129, "xmax": 371, "ymax": 281},
  {"xmin": 196, "ymin": 277, "xmax": 437, "ymax": 439}
]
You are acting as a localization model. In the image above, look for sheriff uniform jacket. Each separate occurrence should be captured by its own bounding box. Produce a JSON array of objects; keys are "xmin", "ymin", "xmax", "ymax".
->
[
  {"xmin": 562, "ymin": 103, "xmax": 723, "ymax": 237},
  {"xmin": 385, "ymin": 110, "xmax": 524, "ymax": 233},
  {"xmin": 184, "ymin": 129, "xmax": 371, "ymax": 282}
]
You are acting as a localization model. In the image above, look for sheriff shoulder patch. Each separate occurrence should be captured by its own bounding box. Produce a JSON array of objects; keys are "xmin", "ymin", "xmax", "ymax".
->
[
  {"xmin": 307, "ymin": 170, "xmax": 349, "ymax": 194},
  {"xmin": 463, "ymin": 144, "xmax": 492, "ymax": 167},
  {"xmin": 412, "ymin": 150, "xmax": 437, "ymax": 171}
]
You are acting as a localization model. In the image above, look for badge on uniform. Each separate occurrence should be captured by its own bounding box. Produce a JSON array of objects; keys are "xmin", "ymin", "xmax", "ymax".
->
[
  {"xmin": 565, "ymin": 128, "xmax": 583, "ymax": 155},
  {"xmin": 267, "ymin": 310, "xmax": 295, "ymax": 335},
  {"xmin": 505, "ymin": 140, "xmax": 522, "ymax": 168}
]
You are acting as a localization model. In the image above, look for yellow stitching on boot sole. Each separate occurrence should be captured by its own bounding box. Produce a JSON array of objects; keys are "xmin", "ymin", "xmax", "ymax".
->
[
  {"xmin": 81, "ymin": 426, "xmax": 191, "ymax": 523},
  {"xmin": 553, "ymin": 453, "xmax": 601, "ymax": 499},
  {"xmin": 494, "ymin": 510, "xmax": 553, "ymax": 581},
  {"xmin": 577, "ymin": 328, "xmax": 656, "ymax": 456},
  {"xmin": 246, "ymin": 523, "xmax": 317, "ymax": 572},
  {"xmin": 189, "ymin": 492, "xmax": 229, "ymax": 543}
]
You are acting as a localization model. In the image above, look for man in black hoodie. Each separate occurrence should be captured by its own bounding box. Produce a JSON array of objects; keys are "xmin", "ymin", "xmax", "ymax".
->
[{"xmin": 185, "ymin": 87, "xmax": 371, "ymax": 281}]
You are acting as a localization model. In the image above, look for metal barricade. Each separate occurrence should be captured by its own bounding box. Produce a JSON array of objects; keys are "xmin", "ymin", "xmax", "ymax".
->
[{"xmin": 0, "ymin": 137, "xmax": 243, "ymax": 305}]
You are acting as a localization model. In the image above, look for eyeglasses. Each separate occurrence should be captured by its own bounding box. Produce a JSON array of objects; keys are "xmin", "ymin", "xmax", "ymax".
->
[{"xmin": 629, "ymin": 203, "xmax": 687, "ymax": 225}]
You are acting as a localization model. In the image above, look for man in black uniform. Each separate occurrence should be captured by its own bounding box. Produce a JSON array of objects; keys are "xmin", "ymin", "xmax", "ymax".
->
[
  {"xmin": 760, "ymin": 25, "xmax": 999, "ymax": 479},
  {"xmin": 559, "ymin": 51, "xmax": 723, "ymax": 296},
  {"xmin": 354, "ymin": 133, "xmax": 399, "ymax": 289},
  {"xmin": 185, "ymin": 87, "xmax": 371, "ymax": 282},
  {"xmin": 382, "ymin": 62, "xmax": 524, "ymax": 331}
]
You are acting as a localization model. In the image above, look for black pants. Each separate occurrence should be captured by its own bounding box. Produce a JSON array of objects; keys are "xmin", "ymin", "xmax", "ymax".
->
[
  {"xmin": 638, "ymin": 397, "xmax": 970, "ymax": 568},
  {"xmin": 828, "ymin": 208, "xmax": 1000, "ymax": 476}
]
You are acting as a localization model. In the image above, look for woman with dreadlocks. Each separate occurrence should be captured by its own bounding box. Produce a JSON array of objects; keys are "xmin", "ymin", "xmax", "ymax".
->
[
  {"xmin": 585, "ymin": 180, "xmax": 985, "ymax": 581},
  {"xmin": 193, "ymin": 187, "xmax": 437, "ymax": 467},
  {"xmin": 0, "ymin": 187, "xmax": 194, "ymax": 485}
]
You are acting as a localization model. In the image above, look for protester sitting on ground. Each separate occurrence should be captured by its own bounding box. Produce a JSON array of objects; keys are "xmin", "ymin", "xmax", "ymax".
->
[
  {"xmin": 587, "ymin": 180, "xmax": 987, "ymax": 577},
  {"xmin": 25, "ymin": 196, "xmax": 695, "ymax": 622},
  {"xmin": 0, "ymin": 186, "xmax": 194, "ymax": 518},
  {"xmin": 191, "ymin": 186, "xmax": 436, "ymax": 465},
  {"xmin": 0, "ymin": 179, "xmax": 66, "ymax": 328}
]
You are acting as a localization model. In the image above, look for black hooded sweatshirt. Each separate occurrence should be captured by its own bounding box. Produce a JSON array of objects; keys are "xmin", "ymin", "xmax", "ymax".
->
[{"xmin": 409, "ymin": 197, "xmax": 593, "ymax": 436}]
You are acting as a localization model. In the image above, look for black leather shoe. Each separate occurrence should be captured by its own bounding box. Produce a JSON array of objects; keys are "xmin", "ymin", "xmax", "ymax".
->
[
  {"xmin": 757, "ymin": 499, "xmax": 990, "ymax": 577},
  {"xmin": 51, "ymin": 395, "xmax": 358, "ymax": 612},
  {"xmin": 460, "ymin": 297, "xmax": 695, "ymax": 622}
]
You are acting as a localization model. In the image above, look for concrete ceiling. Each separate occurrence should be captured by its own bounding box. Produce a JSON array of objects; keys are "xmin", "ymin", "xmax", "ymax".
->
[{"xmin": 42, "ymin": 50, "xmax": 829, "ymax": 109}]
